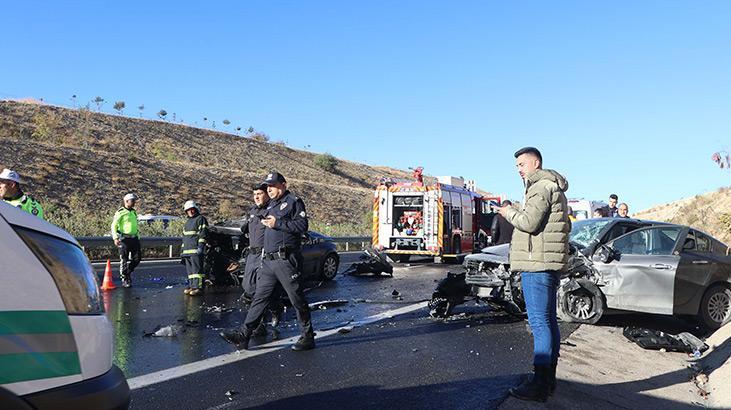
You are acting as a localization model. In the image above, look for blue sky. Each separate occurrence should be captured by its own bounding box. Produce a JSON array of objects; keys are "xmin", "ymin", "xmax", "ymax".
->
[{"xmin": 1, "ymin": 1, "xmax": 729, "ymax": 212}]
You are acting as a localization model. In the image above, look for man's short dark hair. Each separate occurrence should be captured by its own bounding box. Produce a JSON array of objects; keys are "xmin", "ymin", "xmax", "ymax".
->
[
  {"xmin": 514, "ymin": 147, "xmax": 542, "ymax": 163},
  {"xmin": 501, "ymin": 199, "xmax": 512, "ymax": 206},
  {"xmin": 252, "ymin": 183, "xmax": 268, "ymax": 192},
  {"xmin": 609, "ymin": 194, "xmax": 618, "ymax": 200}
]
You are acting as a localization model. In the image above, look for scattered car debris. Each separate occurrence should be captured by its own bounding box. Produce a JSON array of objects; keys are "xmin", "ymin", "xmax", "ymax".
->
[
  {"xmin": 165, "ymin": 285, "xmax": 173, "ymax": 289},
  {"xmin": 309, "ymin": 299, "xmax": 349, "ymax": 310},
  {"xmin": 337, "ymin": 326, "xmax": 354, "ymax": 334},
  {"xmin": 392, "ymin": 290, "xmax": 400, "ymax": 297},
  {"xmin": 202, "ymin": 304, "xmax": 236, "ymax": 314},
  {"xmin": 623, "ymin": 327, "xmax": 709, "ymax": 354},
  {"xmin": 225, "ymin": 390, "xmax": 238, "ymax": 401},
  {"xmin": 341, "ymin": 248, "xmax": 394, "ymax": 277},
  {"xmin": 143, "ymin": 324, "xmax": 185, "ymax": 337}
]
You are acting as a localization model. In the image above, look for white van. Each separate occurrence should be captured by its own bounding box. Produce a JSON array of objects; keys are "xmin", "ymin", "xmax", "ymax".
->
[
  {"xmin": 568, "ymin": 198, "xmax": 608, "ymax": 220},
  {"xmin": 0, "ymin": 201, "xmax": 129, "ymax": 409}
]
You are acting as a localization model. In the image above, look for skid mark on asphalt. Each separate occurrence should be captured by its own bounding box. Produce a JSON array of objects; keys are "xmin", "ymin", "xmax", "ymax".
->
[{"xmin": 127, "ymin": 300, "xmax": 428, "ymax": 390}]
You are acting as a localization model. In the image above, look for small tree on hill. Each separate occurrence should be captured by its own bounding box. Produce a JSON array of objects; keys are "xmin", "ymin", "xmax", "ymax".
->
[
  {"xmin": 712, "ymin": 151, "xmax": 730, "ymax": 169},
  {"xmin": 113, "ymin": 101, "xmax": 125, "ymax": 115},
  {"xmin": 93, "ymin": 96, "xmax": 105, "ymax": 112},
  {"xmin": 223, "ymin": 119, "xmax": 231, "ymax": 128},
  {"xmin": 70, "ymin": 94, "xmax": 77, "ymax": 108},
  {"xmin": 314, "ymin": 153, "xmax": 338, "ymax": 173},
  {"xmin": 138, "ymin": 104, "xmax": 145, "ymax": 118},
  {"xmin": 158, "ymin": 109, "xmax": 168, "ymax": 120}
]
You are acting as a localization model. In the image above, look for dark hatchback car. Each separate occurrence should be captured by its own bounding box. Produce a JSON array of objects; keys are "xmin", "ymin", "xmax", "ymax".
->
[{"xmin": 204, "ymin": 219, "xmax": 340, "ymax": 284}]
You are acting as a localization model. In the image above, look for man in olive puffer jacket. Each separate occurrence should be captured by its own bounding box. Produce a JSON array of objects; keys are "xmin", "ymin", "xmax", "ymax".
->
[{"xmin": 495, "ymin": 147, "xmax": 571, "ymax": 403}]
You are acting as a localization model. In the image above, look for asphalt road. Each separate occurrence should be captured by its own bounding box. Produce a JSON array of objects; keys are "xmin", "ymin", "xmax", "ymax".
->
[{"xmin": 95, "ymin": 254, "xmax": 579, "ymax": 409}]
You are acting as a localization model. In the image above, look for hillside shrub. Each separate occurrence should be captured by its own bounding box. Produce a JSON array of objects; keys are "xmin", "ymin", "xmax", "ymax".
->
[{"xmin": 314, "ymin": 153, "xmax": 337, "ymax": 172}]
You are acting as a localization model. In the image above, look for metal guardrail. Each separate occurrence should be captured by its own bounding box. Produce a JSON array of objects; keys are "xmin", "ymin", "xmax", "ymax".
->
[{"xmin": 77, "ymin": 235, "xmax": 373, "ymax": 255}]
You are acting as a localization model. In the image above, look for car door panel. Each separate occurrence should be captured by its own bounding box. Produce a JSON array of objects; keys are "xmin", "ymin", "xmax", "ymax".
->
[
  {"xmin": 595, "ymin": 226, "xmax": 682, "ymax": 315},
  {"xmin": 598, "ymin": 254, "xmax": 679, "ymax": 315},
  {"xmin": 674, "ymin": 251, "xmax": 717, "ymax": 315}
]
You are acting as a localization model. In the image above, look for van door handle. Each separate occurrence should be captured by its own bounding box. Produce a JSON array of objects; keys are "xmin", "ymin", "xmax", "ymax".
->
[
  {"xmin": 692, "ymin": 260, "xmax": 709, "ymax": 265},
  {"xmin": 650, "ymin": 263, "xmax": 672, "ymax": 270}
]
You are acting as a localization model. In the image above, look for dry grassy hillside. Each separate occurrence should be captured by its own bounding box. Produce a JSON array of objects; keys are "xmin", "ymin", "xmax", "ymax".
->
[
  {"xmin": 634, "ymin": 187, "xmax": 731, "ymax": 244},
  {"xmin": 0, "ymin": 100, "xmax": 411, "ymax": 233}
]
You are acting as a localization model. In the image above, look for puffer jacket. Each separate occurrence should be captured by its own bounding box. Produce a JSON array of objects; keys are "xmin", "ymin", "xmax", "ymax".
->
[{"xmin": 505, "ymin": 169, "xmax": 571, "ymax": 272}]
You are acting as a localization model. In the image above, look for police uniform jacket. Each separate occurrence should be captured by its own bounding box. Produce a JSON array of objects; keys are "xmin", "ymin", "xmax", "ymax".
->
[
  {"xmin": 111, "ymin": 207, "xmax": 138, "ymax": 240},
  {"xmin": 4, "ymin": 191, "xmax": 44, "ymax": 219},
  {"xmin": 247, "ymin": 204, "xmax": 268, "ymax": 250},
  {"xmin": 264, "ymin": 191, "xmax": 308, "ymax": 253},
  {"xmin": 181, "ymin": 213, "xmax": 208, "ymax": 256}
]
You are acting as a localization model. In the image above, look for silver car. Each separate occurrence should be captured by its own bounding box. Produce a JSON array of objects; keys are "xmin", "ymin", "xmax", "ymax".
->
[{"xmin": 430, "ymin": 218, "xmax": 731, "ymax": 330}]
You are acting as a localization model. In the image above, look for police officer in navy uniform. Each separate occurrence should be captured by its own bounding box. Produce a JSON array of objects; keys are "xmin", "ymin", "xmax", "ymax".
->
[
  {"xmin": 242, "ymin": 183, "xmax": 269, "ymax": 303},
  {"xmin": 221, "ymin": 171, "xmax": 315, "ymax": 351},
  {"xmin": 241, "ymin": 183, "xmax": 284, "ymax": 336}
]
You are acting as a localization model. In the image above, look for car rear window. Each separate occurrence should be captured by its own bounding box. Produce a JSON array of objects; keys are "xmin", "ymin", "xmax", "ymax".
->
[{"xmin": 13, "ymin": 226, "xmax": 103, "ymax": 315}]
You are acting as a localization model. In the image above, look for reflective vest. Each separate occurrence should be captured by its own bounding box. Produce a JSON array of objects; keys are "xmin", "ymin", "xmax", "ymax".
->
[
  {"xmin": 111, "ymin": 207, "xmax": 139, "ymax": 240},
  {"xmin": 4, "ymin": 193, "xmax": 44, "ymax": 219}
]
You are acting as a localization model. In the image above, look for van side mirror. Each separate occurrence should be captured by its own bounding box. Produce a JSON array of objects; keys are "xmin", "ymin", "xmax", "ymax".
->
[{"xmin": 596, "ymin": 245, "xmax": 615, "ymax": 263}]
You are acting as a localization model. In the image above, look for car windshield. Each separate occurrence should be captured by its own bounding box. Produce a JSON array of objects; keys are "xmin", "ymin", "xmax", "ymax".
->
[{"xmin": 570, "ymin": 219, "xmax": 613, "ymax": 249}]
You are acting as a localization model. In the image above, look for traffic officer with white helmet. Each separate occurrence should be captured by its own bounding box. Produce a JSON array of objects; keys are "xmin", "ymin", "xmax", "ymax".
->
[
  {"xmin": 181, "ymin": 200, "xmax": 208, "ymax": 296},
  {"xmin": 221, "ymin": 171, "xmax": 315, "ymax": 351},
  {"xmin": 0, "ymin": 168, "xmax": 44, "ymax": 219},
  {"xmin": 111, "ymin": 193, "xmax": 142, "ymax": 287}
]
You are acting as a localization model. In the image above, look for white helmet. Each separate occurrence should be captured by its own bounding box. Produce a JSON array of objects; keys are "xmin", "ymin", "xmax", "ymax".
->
[
  {"xmin": 183, "ymin": 200, "xmax": 199, "ymax": 211},
  {"xmin": 123, "ymin": 193, "xmax": 138, "ymax": 201},
  {"xmin": 0, "ymin": 168, "xmax": 21, "ymax": 184}
]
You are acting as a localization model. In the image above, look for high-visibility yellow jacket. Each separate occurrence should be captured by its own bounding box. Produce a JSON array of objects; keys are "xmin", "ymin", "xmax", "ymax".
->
[
  {"xmin": 111, "ymin": 207, "xmax": 139, "ymax": 240},
  {"xmin": 4, "ymin": 192, "xmax": 44, "ymax": 219}
]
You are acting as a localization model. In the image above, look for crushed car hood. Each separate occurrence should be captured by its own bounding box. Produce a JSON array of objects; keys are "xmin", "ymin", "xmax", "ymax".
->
[{"xmin": 464, "ymin": 243, "xmax": 510, "ymax": 265}]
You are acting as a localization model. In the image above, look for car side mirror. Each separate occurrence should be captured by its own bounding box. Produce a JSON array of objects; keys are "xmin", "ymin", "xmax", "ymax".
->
[{"xmin": 596, "ymin": 245, "xmax": 615, "ymax": 263}]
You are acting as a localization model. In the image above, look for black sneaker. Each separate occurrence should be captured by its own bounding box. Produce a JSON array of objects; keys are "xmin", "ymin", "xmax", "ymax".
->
[
  {"xmin": 291, "ymin": 336, "xmax": 315, "ymax": 351},
  {"xmin": 219, "ymin": 329, "xmax": 250, "ymax": 349},
  {"xmin": 122, "ymin": 278, "xmax": 132, "ymax": 288}
]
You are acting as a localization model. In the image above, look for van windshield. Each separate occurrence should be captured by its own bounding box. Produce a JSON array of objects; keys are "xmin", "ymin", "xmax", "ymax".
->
[{"xmin": 570, "ymin": 219, "xmax": 613, "ymax": 249}]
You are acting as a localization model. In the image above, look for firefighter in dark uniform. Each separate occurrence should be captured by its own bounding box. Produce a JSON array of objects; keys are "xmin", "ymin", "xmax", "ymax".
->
[
  {"xmin": 111, "ymin": 193, "xmax": 142, "ymax": 288},
  {"xmin": 221, "ymin": 171, "xmax": 315, "ymax": 351},
  {"xmin": 181, "ymin": 200, "xmax": 208, "ymax": 296}
]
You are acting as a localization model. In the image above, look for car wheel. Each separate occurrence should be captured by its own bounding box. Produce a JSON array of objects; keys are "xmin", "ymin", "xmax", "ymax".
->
[
  {"xmin": 320, "ymin": 254, "xmax": 339, "ymax": 281},
  {"xmin": 558, "ymin": 281, "xmax": 604, "ymax": 324},
  {"xmin": 698, "ymin": 284, "xmax": 731, "ymax": 330}
]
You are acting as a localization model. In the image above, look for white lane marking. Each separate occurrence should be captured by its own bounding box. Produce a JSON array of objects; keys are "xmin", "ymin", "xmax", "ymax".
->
[{"xmin": 128, "ymin": 301, "xmax": 428, "ymax": 390}]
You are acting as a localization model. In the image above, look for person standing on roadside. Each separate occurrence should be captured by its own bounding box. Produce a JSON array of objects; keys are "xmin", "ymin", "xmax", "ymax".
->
[
  {"xmin": 617, "ymin": 203, "xmax": 630, "ymax": 218},
  {"xmin": 181, "ymin": 200, "xmax": 208, "ymax": 296},
  {"xmin": 220, "ymin": 171, "xmax": 315, "ymax": 351},
  {"xmin": 111, "ymin": 193, "xmax": 141, "ymax": 288},
  {"xmin": 494, "ymin": 147, "xmax": 571, "ymax": 402},
  {"xmin": 0, "ymin": 168, "xmax": 44, "ymax": 219},
  {"xmin": 490, "ymin": 199, "xmax": 514, "ymax": 246},
  {"xmin": 606, "ymin": 194, "xmax": 619, "ymax": 218}
]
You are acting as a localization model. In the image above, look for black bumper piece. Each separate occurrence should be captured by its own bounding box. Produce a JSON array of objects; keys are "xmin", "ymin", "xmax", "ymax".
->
[{"xmin": 22, "ymin": 365, "xmax": 130, "ymax": 410}]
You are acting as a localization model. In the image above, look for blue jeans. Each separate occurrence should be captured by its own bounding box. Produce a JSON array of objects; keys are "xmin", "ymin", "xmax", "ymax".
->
[{"xmin": 521, "ymin": 271, "xmax": 560, "ymax": 366}]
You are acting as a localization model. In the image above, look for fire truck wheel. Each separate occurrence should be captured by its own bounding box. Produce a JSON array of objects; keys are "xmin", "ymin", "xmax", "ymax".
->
[{"xmin": 397, "ymin": 255, "xmax": 411, "ymax": 263}]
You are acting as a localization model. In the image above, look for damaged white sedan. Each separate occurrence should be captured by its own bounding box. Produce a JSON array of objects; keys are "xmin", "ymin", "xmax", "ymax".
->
[{"xmin": 429, "ymin": 218, "xmax": 731, "ymax": 330}]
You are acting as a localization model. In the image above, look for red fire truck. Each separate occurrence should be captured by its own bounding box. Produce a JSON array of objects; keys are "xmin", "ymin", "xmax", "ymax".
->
[{"xmin": 372, "ymin": 173, "xmax": 502, "ymax": 262}]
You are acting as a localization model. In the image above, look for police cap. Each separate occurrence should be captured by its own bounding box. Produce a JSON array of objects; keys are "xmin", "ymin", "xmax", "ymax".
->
[{"xmin": 263, "ymin": 171, "xmax": 286, "ymax": 185}]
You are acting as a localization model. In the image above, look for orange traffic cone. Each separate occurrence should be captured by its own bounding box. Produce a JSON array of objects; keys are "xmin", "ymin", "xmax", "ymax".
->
[{"xmin": 100, "ymin": 259, "xmax": 116, "ymax": 291}]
